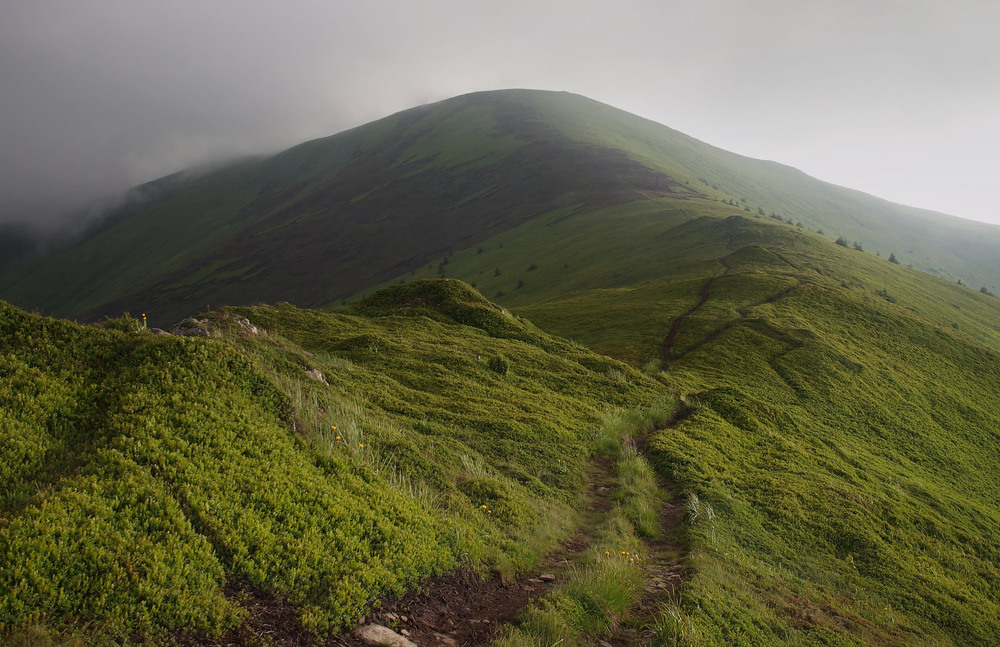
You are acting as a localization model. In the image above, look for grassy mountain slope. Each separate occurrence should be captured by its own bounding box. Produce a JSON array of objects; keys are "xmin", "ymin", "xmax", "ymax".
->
[
  {"xmin": 0, "ymin": 280, "xmax": 669, "ymax": 643},
  {"xmin": 511, "ymin": 218, "xmax": 1000, "ymax": 645},
  {"xmin": 5, "ymin": 88, "xmax": 1000, "ymax": 647},
  {"xmin": 4, "ymin": 90, "xmax": 1000, "ymax": 325}
]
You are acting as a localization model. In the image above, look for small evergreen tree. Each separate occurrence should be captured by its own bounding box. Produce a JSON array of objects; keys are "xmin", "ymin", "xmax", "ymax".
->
[
  {"xmin": 835, "ymin": 236, "xmax": 849, "ymax": 247},
  {"xmin": 888, "ymin": 253, "xmax": 899, "ymax": 264}
]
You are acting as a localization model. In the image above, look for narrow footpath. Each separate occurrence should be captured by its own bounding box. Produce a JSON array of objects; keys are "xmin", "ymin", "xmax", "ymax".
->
[
  {"xmin": 661, "ymin": 275, "xmax": 718, "ymax": 365},
  {"xmin": 333, "ymin": 456, "xmax": 622, "ymax": 647}
]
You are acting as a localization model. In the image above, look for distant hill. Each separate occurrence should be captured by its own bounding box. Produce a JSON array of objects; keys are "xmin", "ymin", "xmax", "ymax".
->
[
  {"xmin": 6, "ymin": 89, "xmax": 1000, "ymax": 644},
  {"xmin": 2, "ymin": 89, "xmax": 999, "ymax": 325}
]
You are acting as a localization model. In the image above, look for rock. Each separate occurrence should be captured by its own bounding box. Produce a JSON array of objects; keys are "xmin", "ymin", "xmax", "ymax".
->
[
  {"xmin": 149, "ymin": 328, "xmax": 169, "ymax": 335},
  {"xmin": 169, "ymin": 317, "xmax": 210, "ymax": 337},
  {"xmin": 539, "ymin": 573, "xmax": 556, "ymax": 582},
  {"xmin": 305, "ymin": 368, "xmax": 328, "ymax": 384},
  {"xmin": 353, "ymin": 623, "xmax": 417, "ymax": 647},
  {"xmin": 233, "ymin": 315, "xmax": 259, "ymax": 335}
]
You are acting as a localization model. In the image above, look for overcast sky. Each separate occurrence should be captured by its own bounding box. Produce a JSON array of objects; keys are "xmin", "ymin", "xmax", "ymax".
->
[{"xmin": 2, "ymin": 0, "xmax": 998, "ymax": 227}]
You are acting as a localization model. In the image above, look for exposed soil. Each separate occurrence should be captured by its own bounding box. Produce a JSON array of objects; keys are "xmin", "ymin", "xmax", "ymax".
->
[
  {"xmin": 661, "ymin": 274, "xmax": 719, "ymax": 365},
  {"xmin": 596, "ymin": 414, "xmax": 691, "ymax": 645},
  {"xmin": 176, "ymin": 456, "xmax": 619, "ymax": 647},
  {"xmin": 662, "ymin": 262, "xmax": 806, "ymax": 367},
  {"xmin": 172, "ymin": 580, "xmax": 316, "ymax": 647},
  {"xmin": 334, "ymin": 455, "xmax": 619, "ymax": 647},
  {"xmin": 601, "ymin": 498, "xmax": 688, "ymax": 646},
  {"xmin": 176, "ymin": 415, "xmax": 693, "ymax": 647}
]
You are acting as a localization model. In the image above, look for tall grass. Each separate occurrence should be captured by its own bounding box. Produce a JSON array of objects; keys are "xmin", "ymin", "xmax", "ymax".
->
[{"xmin": 495, "ymin": 399, "xmax": 680, "ymax": 646}]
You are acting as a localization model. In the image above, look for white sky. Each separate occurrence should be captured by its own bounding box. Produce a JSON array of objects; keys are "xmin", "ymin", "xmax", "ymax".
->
[{"xmin": 1, "ymin": 0, "xmax": 997, "ymax": 225}]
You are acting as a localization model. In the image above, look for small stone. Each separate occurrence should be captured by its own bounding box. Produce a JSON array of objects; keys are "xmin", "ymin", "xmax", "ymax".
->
[
  {"xmin": 539, "ymin": 573, "xmax": 556, "ymax": 582},
  {"xmin": 169, "ymin": 318, "xmax": 210, "ymax": 337},
  {"xmin": 305, "ymin": 368, "xmax": 328, "ymax": 384},
  {"xmin": 400, "ymin": 615, "xmax": 408, "ymax": 622},
  {"xmin": 353, "ymin": 624, "xmax": 417, "ymax": 647},
  {"xmin": 400, "ymin": 629, "xmax": 410, "ymax": 636}
]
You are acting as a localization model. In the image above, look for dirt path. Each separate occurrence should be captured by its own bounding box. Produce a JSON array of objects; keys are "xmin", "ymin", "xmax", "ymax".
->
[
  {"xmin": 661, "ymin": 275, "xmax": 718, "ymax": 365},
  {"xmin": 595, "ymin": 410, "xmax": 692, "ymax": 645},
  {"xmin": 333, "ymin": 457, "xmax": 618, "ymax": 647},
  {"xmin": 180, "ymin": 423, "xmax": 692, "ymax": 647},
  {"xmin": 663, "ymin": 268, "xmax": 805, "ymax": 367},
  {"xmin": 602, "ymin": 476, "xmax": 688, "ymax": 645}
]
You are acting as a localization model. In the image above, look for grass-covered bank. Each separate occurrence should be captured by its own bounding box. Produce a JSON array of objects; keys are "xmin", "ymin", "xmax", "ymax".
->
[
  {"xmin": 519, "ymin": 236, "xmax": 1000, "ymax": 645},
  {"xmin": 0, "ymin": 280, "xmax": 671, "ymax": 644},
  {"xmin": 495, "ymin": 400, "xmax": 685, "ymax": 647}
]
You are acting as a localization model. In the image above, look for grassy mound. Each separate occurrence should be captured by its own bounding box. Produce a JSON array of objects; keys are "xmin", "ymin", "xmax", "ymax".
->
[
  {"xmin": 520, "ymin": 231, "xmax": 1000, "ymax": 645},
  {"xmin": 0, "ymin": 286, "xmax": 666, "ymax": 644}
]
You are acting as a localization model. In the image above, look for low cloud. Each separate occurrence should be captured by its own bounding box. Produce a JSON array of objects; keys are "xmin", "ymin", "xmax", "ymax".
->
[{"xmin": 1, "ymin": 0, "xmax": 998, "ymax": 228}]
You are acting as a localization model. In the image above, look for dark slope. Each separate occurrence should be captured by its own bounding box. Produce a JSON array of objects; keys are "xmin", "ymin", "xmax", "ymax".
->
[
  {"xmin": 0, "ymin": 90, "xmax": 689, "ymax": 324},
  {"xmin": 3, "ymin": 89, "xmax": 1000, "ymax": 326}
]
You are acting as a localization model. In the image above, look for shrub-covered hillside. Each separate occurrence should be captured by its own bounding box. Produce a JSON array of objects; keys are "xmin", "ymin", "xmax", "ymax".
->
[
  {"xmin": 517, "ymin": 227, "xmax": 1000, "ymax": 645},
  {"xmin": 0, "ymin": 279, "xmax": 667, "ymax": 644}
]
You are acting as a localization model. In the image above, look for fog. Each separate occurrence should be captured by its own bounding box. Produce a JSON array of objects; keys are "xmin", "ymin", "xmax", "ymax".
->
[{"xmin": 2, "ymin": 0, "xmax": 998, "ymax": 228}]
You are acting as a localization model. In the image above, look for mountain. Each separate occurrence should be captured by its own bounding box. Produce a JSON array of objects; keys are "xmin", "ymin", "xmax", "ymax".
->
[
  {"xmin": 5, "ymin": 90, "xmax": 1000, "ymax": 646},
  {"xmin": 2, "ymin": 89, "xmax": 999, "ymax": 325}
]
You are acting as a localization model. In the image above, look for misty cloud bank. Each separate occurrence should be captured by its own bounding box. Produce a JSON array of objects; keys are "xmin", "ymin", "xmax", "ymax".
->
[{"xmin": 1, "ymin": 0, "xmax": 999, "ymax": 230}]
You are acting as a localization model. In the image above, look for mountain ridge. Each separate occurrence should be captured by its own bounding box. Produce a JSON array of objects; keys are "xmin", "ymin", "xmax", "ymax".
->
[{"xmin": 2, "ymin": 89, "xmax": 999, "ymax": 325}]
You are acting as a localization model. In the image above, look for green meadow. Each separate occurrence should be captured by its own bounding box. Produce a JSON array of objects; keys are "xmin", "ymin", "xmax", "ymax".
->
[
  {"xmin": 510, "ymin": 220, "xmax": 1000, "ymax": 645},
  {"xmin": 3, "ymin": 89, "xmax": 1000, "ymax": 646},
  {"xmin": 0, "ymin": 281, "xmax": 666, "ymax": 643}
]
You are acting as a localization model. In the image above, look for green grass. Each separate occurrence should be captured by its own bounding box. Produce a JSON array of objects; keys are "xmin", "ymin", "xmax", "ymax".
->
[
  {"xmin": 495, "ymin": 401, "xmax": 676, "ymax": 647},
  {"xmin": 0, "ymin": 281, "xmax": 671, "ymax": 643},
  {"xmin": 6, "ymin": 89, "xmax": 1000, "ymax": 328},
  {"xmin": 519, "ymin": 229, "xmax": 1000, "ymax": 645},
  {"xmin": 3, "ymin": 88, "xmax": 1000, "ymax": 646}
]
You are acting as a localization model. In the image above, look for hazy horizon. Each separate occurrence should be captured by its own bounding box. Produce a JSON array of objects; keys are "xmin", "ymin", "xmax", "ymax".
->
[{"xmin": 2, "ymin": 1, "xmax": 998, "ymax": 227}]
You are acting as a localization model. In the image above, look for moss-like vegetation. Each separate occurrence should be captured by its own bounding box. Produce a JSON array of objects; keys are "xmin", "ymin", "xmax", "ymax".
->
[
  {"xmin": 0, "ymin": 287, "xmax": 666, "ymax": 644},
  {"xmin": 523, "ymin": 232, "xmax": 1000, "ymax": 645}
]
